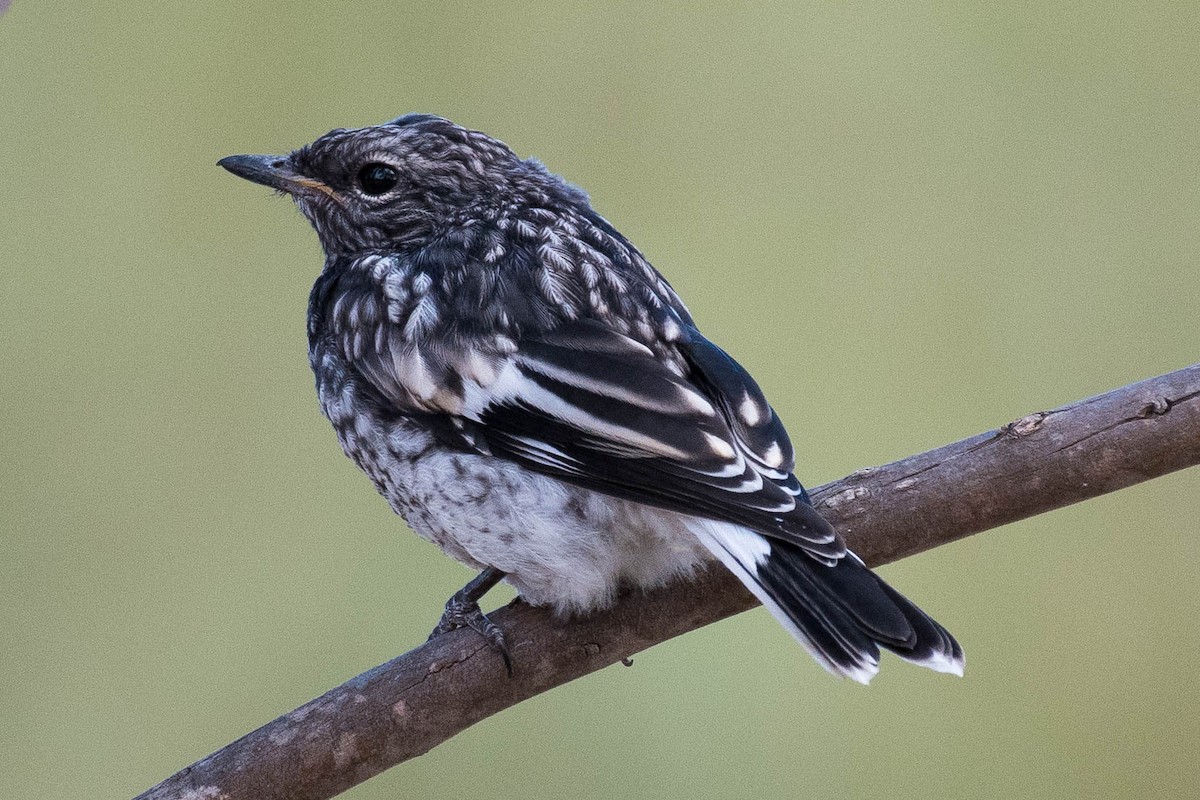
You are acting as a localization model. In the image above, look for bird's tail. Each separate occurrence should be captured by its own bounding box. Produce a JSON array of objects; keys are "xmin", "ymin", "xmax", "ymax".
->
[{"xmin": 692, "ymin": 520, "xmax": 964, "ymax": 684}]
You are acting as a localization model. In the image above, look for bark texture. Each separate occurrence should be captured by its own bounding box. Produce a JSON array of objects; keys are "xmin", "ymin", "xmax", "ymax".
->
[{"xmin": 135, "ymin": 363, "xmax": 1200, "ymax": 800}]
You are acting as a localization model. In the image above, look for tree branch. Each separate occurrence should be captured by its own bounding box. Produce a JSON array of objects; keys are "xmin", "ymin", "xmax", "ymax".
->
[{"xmin": 136, "ymin": 364, "xmax": 1200, "ymax": 800}]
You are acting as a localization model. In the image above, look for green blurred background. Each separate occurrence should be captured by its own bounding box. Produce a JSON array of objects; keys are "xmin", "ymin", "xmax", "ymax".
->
[{"xmin": 2, "ymin": 3, "xmax": 1198, "ymax": 798}]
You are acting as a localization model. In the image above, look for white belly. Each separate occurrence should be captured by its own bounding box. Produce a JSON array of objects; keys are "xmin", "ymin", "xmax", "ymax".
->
[{"xmin": 322, "ymin": 369, "xmax": 711, "ymax": 613}]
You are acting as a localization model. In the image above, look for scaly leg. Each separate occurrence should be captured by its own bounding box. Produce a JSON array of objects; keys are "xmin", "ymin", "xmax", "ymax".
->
[{"xmin": 427, "ymin": 567, "xmax": 512, "ymax": 676}]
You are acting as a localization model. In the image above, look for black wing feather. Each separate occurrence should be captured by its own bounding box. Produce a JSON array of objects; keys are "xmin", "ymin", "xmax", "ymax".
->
[{"xmin": 454, "ymin": 322, "xmax": 845, "ymax": 560}]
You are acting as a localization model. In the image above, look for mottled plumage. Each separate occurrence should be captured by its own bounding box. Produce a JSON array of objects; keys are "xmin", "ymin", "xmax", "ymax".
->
[{"xmin": 219, "ymin": 114, "xmax": 964, "ymax": 683}]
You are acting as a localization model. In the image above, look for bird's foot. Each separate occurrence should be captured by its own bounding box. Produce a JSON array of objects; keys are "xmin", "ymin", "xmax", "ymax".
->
[{"xmin": 428, "ymin": 570, "xmax": 513, "ymax": 677}]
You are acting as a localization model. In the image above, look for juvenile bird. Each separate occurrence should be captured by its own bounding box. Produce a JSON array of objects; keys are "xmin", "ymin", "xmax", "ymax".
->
[{"xmin": 219, "ymin": 115, "xmax": 964, "ymax": 683}]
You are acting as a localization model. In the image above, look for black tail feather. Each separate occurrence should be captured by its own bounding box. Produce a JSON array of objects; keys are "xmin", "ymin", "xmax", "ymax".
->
[
  {"xmin": 763, "ymin": 557, "xmax": 882, "ymax": 676},
  {"xmin": 755, "ymin": 539, "xmax": 964, "ymax": 682},
  {"xmin": 874, "ymin": 578, "xmax": 965, "ymax": 668}
]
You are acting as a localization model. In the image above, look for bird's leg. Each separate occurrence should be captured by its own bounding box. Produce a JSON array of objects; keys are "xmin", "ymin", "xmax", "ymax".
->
[{"xmin": 428, "ymin": 566, "xmax": 513, "ymax": 676}]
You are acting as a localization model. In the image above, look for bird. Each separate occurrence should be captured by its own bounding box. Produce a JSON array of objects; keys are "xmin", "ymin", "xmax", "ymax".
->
[{"xmin": 218, "ymin": 114, "xmax": 964, "ymax": 683}]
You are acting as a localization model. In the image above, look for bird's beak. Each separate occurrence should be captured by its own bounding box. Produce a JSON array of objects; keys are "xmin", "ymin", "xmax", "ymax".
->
[{"xmin": 217, "ymin": 154, "xmax": 343, "ymax": 204}]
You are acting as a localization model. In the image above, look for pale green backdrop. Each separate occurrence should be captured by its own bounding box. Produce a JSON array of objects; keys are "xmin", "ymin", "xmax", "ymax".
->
[{"xmin": 2, "ymin": 3, "xmax": 1198, "ymax": 799}]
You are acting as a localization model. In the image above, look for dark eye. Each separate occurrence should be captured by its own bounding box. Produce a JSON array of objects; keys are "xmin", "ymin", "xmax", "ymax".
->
[{"xmin": 357, "ymin": 162, "xmax": 398, "ymax": 196}]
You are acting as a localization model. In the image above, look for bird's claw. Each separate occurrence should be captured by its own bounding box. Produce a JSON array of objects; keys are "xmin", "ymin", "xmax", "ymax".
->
[{"xmin": 428, "ymin": 594, "xmax": 514, "ymax": 677}]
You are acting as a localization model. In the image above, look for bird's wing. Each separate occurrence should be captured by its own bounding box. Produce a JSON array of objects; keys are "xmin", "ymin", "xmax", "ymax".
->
[{"xmin": 352, "ymin": 315, "xmax": 845, "ymax": 563}]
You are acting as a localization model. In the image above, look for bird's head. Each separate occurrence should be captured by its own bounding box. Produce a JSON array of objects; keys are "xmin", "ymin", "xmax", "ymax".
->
[{"xmin": 219, "ymin": 114, "xmax": 577, "ymax": 257}]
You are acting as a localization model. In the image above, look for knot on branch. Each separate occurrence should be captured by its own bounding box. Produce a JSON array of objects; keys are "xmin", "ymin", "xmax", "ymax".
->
[
  {"xmin": 1003, "ymin": 412, "xmax": 1049, "ymax": 438},
  {"xmin": 1138, "ymin": 397, "xmax": 1171, "ymax": 417}
]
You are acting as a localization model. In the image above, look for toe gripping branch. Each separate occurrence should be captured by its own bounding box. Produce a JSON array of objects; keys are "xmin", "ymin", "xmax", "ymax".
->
[{"xmin": 428, "ymin": 567, "xmax": 513, "ymax": 677}]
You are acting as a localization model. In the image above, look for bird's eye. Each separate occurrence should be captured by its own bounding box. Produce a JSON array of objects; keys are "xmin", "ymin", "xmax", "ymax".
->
[{"xmin": 357, "ymin": 162, "xmax": 399, "ymax": 196}]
